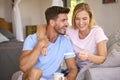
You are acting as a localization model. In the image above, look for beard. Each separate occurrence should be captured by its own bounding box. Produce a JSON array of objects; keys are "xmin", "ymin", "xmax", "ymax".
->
[
  {"xmin": 54, "ymin": 26, "xmax": 66, "ymax": 35},
  {"xmin": 56, "ymin": 29, "xmax": 66, "ymax": 35}
]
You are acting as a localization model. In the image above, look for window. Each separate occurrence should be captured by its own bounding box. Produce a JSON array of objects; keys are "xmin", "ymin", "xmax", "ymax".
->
[{"xmin": 68, "ymin": 0, "xmax": 85, "ymax": 25}]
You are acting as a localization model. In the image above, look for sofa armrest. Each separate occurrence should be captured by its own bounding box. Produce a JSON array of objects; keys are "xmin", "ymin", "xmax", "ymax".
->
[{"xmin": 85, "ymin": 67, "xmax": 120, "ymax": 80}]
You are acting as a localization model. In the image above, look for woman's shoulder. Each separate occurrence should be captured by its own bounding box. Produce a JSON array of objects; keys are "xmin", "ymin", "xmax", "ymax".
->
[
  {"xmin": 89, "ymin": 25, "xmax": 106, "ymax": 37},
  {"xmin": 91, "ymin": 25, "xmax": 103, "ymax": 32}
]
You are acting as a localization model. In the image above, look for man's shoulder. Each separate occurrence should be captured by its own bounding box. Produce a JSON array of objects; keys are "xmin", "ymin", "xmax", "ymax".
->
[
  {"xmin": 25, "ymin": 33, "xmax": 37, "ymax": 41},
  {"xmin": 27, "ymin": 33, "xmax": 37, "ymax": 38}
]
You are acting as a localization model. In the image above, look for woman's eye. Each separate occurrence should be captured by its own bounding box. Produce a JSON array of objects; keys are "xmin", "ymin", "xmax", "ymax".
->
[
  {"xmin": 83, "ymin": 17, "xmax": 87, "ymax": 20},
  {"xmin": 75, "ymin": 18, "xmax": 80, "ymax": 21}
]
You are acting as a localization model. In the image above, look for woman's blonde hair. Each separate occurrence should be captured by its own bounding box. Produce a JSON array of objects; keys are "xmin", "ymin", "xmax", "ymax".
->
[{"xmin": 72, "ymin": 3, "xmax": 96, "ymax": 29}]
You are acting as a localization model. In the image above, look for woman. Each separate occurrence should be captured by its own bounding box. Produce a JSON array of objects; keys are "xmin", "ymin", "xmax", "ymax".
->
[{"xmin": 66, "ymin": 3, "xmax": 108, "ymax": 70}]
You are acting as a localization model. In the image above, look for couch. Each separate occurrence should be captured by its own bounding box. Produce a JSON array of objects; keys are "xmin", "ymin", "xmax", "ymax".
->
[
  {"xmin": 0, "ymin": 30, "xmax": 23, "ymax": 80},
  {"xmin": 0, "ymin": 18, "xmax": 23, "ymax": 80},
  {"xmin": 81, "ymin": 49, "xmax": 120, "ymax": 80},
  {"xmin": 76, "ymin": 29, "xmax": 120, "ymax": 80},
  {"xmin": 12, "ymin": 29, "xmax": 120, "ymax": 80}
]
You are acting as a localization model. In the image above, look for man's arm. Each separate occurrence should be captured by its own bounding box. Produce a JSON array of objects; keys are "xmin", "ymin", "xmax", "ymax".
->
[
  {"xmin": 65, "ymin": 58, "xmax": 78, "ymax": 80},
  {"xmin": 19, "ymin": 38, "xmax": 48, "ymax": 73}
]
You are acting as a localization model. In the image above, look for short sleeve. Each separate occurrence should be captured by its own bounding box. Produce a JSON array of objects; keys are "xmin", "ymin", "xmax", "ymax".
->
[
  {"xmin": 23, "ymin": 34, "xmax": 37, "ymax": 50},
  {"xmin": 95, "ymin": 27, "xmax": 108, "ymax": 43},
  {"xmin": 64, "ymin": 38, "xmax": 76, "ymax": 59}
]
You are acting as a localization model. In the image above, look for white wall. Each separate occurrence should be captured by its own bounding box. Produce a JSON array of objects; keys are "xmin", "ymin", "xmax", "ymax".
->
[
  {"xmin": 0, "ymin": 0, "xmax": 4, "ymax": 18},
  {"xmin": 0, "ymin": 0, "xmax": 12, "ymax": 22},
  {"xmin": 1, "ymin": 0, "xmax": 120, "ymax": 37},
  {"xmin": 19, "ymin": 0, "xmax": 52, "ymax": 37},
  {"xmin": 85, "ymin": 0, "xmax": 120, "ymax": 36},
  {"xmin": 20, "ymin": 0, "xmax": 52, "ymax": 25},
  {"xmin": 0, "ymin": 0, "xmax": 52, "ymax": 37}
]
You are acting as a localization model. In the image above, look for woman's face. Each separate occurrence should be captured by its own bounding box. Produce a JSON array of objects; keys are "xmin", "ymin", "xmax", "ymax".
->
[{"xmin": 75, "ymin": 10, "xmax": 90, "ymax": 31}]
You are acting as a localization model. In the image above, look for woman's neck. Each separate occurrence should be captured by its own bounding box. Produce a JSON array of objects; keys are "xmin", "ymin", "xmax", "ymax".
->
[{"xmin": 78, "ymin": 29, "xmax": 90, "ymax": 39}]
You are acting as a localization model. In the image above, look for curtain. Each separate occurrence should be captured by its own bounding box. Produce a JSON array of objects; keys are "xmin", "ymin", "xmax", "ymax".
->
[
  {"xmin": 12, "ymin": 0, "xmax": 24, "ymax": 41},
  {"xmin": 52, "ymin": 0, "xmax": 63, "ymax": 7}
]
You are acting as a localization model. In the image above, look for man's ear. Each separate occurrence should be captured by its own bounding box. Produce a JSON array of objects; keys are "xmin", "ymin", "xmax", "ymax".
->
[{"xmin": 49, "ymin": 20, "xmax": 55, "ymax": 26}]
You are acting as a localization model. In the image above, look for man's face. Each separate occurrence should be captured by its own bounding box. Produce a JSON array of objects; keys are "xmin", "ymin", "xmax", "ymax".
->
[{"xmin": 54, "ymin": 14, "xmax": 69, "ymax": 35}]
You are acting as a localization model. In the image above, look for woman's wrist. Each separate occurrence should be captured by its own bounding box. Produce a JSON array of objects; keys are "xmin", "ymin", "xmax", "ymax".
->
[{"xmin": 87, "ymin": 53, "xmax": 89, "ymax": 61}]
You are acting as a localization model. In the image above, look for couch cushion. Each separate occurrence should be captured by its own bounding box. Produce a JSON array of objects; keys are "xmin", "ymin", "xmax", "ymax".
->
[
  {"xmin": 108, "ymin": 40, "xmax": 120, "ymax": 53},
  {"xmin": 86, "ymin": 67, "xmax": 120, "ymax": 80},
  {"xmin": 0, "ymin": 29, "xmax": 15, "ymax": 40},
  {"xmin": 0, "ymin": 33, "xmax": 9, "ymax": 43},
  {"xmin": 11, "ymin": 71, "xmax": 21, "ymax": 80},
  {"xmin": 107, "ymin": 30, "xmax": 120, "ymax": 48},
  {"xmin": 98, "ymin": 49, "xmax": 120, "ymax": 67},
  {"xmin": 76, "ymin": 48, "xmax": 120, "ymax": 80}
]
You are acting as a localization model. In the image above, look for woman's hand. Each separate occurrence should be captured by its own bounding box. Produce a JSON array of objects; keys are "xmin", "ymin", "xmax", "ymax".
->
[
  {"xmin": 37, "ymin": 24, "xmax": 46, "ymax": 40},
  {"xmin": 41, "ymin": 48, "xmax": 48, "ymax": 56},
  {"xmin": 77, "ymin": 50, "xmax": 89, "ymax": 61},
  {"xmin": 36, "ymin": 24, "xmax": 49, "ymax": 56},
  {"xmin": 37, "ymin": 37, "xmax": 49, "ymax": 56}
]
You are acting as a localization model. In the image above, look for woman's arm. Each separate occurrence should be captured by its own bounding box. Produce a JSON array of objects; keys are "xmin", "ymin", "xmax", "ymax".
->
[
  {"xmin": 88, "ymin": 40, "xmax": 108, "ymax": 64},
  {"xmin": 78, "ymin": 40, "xmax": 108, "ymax": 64}
]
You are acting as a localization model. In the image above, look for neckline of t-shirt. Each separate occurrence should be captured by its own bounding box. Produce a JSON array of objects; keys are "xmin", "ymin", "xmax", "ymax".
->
[{"xmin": 77, "ymin": 28, "xmax": 95, "ymax": 41}]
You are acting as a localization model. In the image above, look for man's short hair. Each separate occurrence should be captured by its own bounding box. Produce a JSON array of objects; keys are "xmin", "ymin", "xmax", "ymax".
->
[{"xmin": 45, "ymin": 6, "xmax": 70, "ymax": 24}]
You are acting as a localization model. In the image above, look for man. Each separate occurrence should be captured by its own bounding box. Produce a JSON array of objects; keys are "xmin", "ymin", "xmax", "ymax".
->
[{"xmin": 18, "ymin": 6, "xmax": 78, "ymax": 80}]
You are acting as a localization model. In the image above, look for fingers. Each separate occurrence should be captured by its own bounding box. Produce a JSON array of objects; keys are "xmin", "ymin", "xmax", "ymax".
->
[
  {"xmin": 78, "ymin": 50, "xmax": 89, "ymax": 61},
  {"xmin": 41, "ymin": 48, "xmax": 47, "ymax": 56},
  {"xmin": 39, "ymin": 37, "xmax": 49, "ymax": 47}
]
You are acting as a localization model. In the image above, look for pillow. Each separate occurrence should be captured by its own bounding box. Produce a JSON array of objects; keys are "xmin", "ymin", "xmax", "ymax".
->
[
  {"xmin": 0, "ymin": 33, "xmax": 9, "ymax": 42},
  {"xmin": 108, "ymin": 40, "xmax": 120, "ymax": 53},
  {"xmin": 99, "ymin": 49, "xmax": 120, "ymax": 67},
  {"xmin": 107, "ymin": 30, "xmax": 120, "ymax": 48},
  {"xmin": 0, "ymin": 29, "xmax": 15, "ymax": 40}
]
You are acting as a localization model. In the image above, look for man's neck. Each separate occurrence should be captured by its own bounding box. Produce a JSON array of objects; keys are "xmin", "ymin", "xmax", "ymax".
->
[{"xmin": 46, "ymin": 26, "xmax": 58, "ymax": 43}]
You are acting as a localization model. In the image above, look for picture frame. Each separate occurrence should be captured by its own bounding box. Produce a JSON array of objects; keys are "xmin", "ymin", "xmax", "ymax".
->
[{"xmin": 103, "ymin": 0, "xmax": 117, "ymax": 4}]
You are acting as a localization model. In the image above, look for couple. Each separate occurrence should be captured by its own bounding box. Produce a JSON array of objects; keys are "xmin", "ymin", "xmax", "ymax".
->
[{"xmin": 18, "ymin": 2, "xmax": 108, "ymax": 80}]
